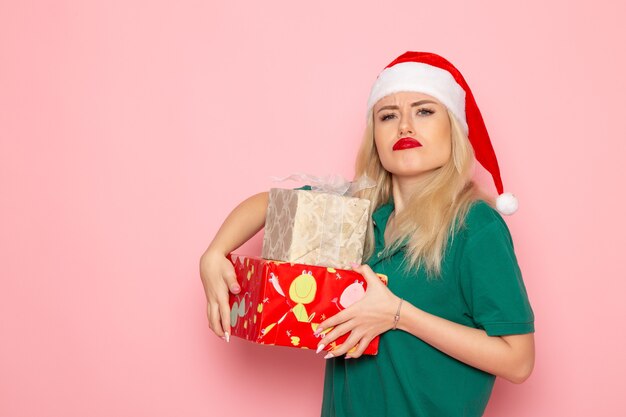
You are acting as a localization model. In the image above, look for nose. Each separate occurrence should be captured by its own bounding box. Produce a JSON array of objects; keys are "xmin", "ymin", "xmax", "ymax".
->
[{"xmin": 399, "ymin": 117, "xmax": 414, "ymax": 137}]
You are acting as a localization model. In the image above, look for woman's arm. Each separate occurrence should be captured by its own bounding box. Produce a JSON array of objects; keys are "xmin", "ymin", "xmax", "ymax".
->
[
  {"xmin": 199, "ymin": 191, "xmax": 269, "ymax": 341},
  {"xmin": 314, "ymin": 263, "xmax": 535, "ymax": 384},
  {"xmin": 395, "ymin": 301, "xmax": 535, "ymax": 384}
]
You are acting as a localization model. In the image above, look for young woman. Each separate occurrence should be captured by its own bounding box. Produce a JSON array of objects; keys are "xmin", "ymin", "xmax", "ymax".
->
[{"xmin": 200, "ymin": 51, "xmax": 535, "ymax": 417}]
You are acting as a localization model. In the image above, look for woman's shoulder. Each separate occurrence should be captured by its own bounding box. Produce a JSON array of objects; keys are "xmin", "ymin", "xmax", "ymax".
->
[
  {"xmin": 466, "ymin": 199, "xmax": 499, "ymax": 221},
  {"xmin": 462, "ymin": 199, "xmax": 510, "ymax": 238}
]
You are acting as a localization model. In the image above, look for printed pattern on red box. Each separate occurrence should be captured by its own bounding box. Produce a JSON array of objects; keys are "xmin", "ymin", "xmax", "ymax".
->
[{"xmin": 227, "ymin": 254, "xmax": 387, "ymax": 355}]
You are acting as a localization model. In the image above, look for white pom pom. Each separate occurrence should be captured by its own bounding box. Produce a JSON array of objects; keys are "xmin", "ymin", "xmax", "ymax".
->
[{"xmin": 496, "ymin": 193, "xmax": 518, "ymax": 215}]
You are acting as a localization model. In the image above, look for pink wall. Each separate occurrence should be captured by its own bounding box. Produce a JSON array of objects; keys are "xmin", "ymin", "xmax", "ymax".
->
[{"xmin": 1, "ymin": 1, "xmax": 624, "ymax": 416}]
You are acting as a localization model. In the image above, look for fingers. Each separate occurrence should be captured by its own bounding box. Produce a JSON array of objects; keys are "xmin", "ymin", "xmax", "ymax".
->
[
  {"xmin": 209, "ymin": 302, "xmax": 225, "ymax": 338},
  {"xmin": 324, "ymin": 330, "xmax": 362, "ymax": 359},
  {"xmin": 218, "ymin": 296, "xmax": 231, "ymax": 342},
  {"xmin": 345, "ymin": 335, "xmax": 373, "ymax": 359},
  {"xmin": 315, "ymin": 309, "xmax": 350, "ymax": 336},
  {"xmin": 316, "ymin": 320, "xmax": 354, "ymax": 353},
  {"xmin": 201, "ymin": 252, "xmax": 236, "ymax": 342},
  {"xmin": 207, "ymin": 294, "xmax": 232, "ymax": 343},
  {"xmin": 206, "ymin": 303, "xmax": 212, "ymax": 330},
  {"xmin": 350, "ymin": 263, "xmax": 381, "ymax": 286},
  {"xmin": 222, "ymin": 263, "xmax": 241, "ymax": 295}
]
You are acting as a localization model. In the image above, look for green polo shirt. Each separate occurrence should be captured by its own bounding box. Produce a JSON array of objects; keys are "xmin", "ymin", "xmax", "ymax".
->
[{"xmin": 294, "ymin": 186, "xmax": 535, "ymax": 417}]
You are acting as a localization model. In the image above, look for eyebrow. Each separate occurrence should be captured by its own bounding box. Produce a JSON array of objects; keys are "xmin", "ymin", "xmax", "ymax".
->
[{"xmin": 376, "ymin": 100, "xmax": 438, "ymax": 113}]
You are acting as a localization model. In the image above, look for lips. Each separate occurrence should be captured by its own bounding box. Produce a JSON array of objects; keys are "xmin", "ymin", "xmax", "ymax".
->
[{"xmin": 393, "ymin": 137, "xmax": 422, "ymax": 151}]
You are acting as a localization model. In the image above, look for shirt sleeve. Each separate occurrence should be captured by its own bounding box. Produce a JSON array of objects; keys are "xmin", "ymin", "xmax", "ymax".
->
[{"xmin": 459, "ymin": 218, "xmax": 535, "ymax": 336}]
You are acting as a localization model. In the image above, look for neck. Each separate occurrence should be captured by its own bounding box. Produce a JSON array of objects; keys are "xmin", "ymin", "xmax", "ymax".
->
[{"xmin": 390, "ymin": 171, "xmax": 435, "ymax": 215}]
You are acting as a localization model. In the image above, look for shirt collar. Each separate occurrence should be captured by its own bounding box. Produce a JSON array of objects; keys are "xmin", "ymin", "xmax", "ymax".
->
[
  {"xmin": 371, "ymin": 195, "xmax": 394, "ymax": 250},
  {"xmin": 372, "ymin": 197, "xmax": 394, "ymax": 231},
  {"xmin": 369, "ymin": 194, "xmax": 413, "ymax": 266}
]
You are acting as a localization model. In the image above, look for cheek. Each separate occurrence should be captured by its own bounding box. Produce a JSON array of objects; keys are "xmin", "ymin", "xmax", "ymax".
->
[
  {"xmin": 373, "ymin": 129, "xmax": 384, "ymax": 154},
  {"xmin": 432, "ymin": 135, "xmax": 452, "ymax": 161},
  {"xmin": 429, "ymin": 117, "xmax": 452, "ymax": 157},
  {"xmin": 373, "ymin": 141, "xmax": 387, "ymax": 166},
  {"xmin": 372, "ymin": 140, "xmax": 393, "ymax": 171},
  {"xmin": 436, "ymin": 144, "xmax": 453, "ymax": 169},
  {"xmin": 373, "ymin": 135, "xmax": 390, "ymax": 163},
  {"xmin": 373, "ymin": 124, "xmax": 394, "ymax": 149},
  {"xmin": 441, "ymin": 141, "xmax": 453, "ymax": 162}
]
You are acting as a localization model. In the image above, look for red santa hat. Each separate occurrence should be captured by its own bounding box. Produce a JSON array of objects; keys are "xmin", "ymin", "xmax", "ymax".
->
[{"xmin": 367, "ymin": 51, "xmax": 518, "ymax": 215}]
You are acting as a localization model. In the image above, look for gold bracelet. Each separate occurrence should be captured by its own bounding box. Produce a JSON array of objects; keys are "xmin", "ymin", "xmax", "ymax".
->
[{"xmin": 392, "ymin": 298, "xmax": 403, "ymax": 330}]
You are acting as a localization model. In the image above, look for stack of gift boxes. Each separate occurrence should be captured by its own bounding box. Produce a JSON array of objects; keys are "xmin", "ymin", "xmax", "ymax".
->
[{"xmin": 227, "ymin": 183, "xmax": 387, "ymax": 355}]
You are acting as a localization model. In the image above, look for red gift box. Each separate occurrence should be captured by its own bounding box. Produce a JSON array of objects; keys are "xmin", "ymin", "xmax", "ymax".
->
[{"xmin": 227, "ymin": 253, "xmax": 388, "ymax": 355}]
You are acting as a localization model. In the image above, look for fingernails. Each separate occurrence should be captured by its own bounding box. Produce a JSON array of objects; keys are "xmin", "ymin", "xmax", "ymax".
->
[
  {"xmin": 230, "ymin": 284, "xmax": 240, "ymax": 293},
  {"xmin": 324, "ymin": 353, "xmax": 334, "ymax": 359},
  {"xmin": 316, "ymin": 344, "xmax": 325, "ymax": 354},
  {"xmin": 224, "ymin": 332, "xmax": 230, "ymax": 343},
  {"xmin": 345, "ymin": 355, "xmax": 352, "ymax": 359},
  {"xmin": 350, "ymin": 262, "xmax": 360, "ymax": 269},
  {"xmin": 313, "ymin": 328, "xmax": 322, "ymax": 336}
]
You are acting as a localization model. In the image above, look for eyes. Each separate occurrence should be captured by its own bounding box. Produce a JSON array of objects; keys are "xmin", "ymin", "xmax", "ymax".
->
[{"xmin": 379, "ymin": 108, "xmax": 435, "ymax": 122}]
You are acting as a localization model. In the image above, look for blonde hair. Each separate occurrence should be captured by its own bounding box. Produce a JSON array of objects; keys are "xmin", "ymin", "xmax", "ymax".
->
[{"xmin": 353, "ymin": 107, "xmax": 492, "ymax": 278}]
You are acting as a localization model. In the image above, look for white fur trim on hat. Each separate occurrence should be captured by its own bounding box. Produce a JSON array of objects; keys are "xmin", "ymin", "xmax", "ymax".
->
[
  {"xmin": 367, "ymin": 62, "xmax": 468, "ymax": 135},
  {"xmin": 496, "ymin": 193, "xmax": 519, "ymax": 215}
]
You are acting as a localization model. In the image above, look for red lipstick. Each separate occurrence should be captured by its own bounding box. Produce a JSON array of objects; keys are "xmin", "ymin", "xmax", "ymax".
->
[{"xmin": 393, "ymin": 137, "xmax": 422, "ymax": 151}]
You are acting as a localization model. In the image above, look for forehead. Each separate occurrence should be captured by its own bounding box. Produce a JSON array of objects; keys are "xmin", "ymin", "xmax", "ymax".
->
[{"xmin": 373, "ymin": 91, "xmax": 442, "ymax": 109}]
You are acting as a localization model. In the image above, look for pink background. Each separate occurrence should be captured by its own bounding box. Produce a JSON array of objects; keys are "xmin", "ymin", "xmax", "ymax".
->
[{"xmin": 1, "ymin": 1, "xmax": 624, "ymax": 416}]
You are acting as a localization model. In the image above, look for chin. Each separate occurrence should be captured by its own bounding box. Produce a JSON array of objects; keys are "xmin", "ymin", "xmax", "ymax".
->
[{"xmin": 384, "ymin": 165, "xmax": 443, "ymax": 179}]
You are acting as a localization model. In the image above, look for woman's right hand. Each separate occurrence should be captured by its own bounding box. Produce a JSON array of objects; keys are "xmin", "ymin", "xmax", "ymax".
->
[
  {"xmin": 198, "ymin": 191, "xmax": 269, "ymax": 341},
  {"xmin": 199, "ymin": 249, "xmax": 241, "ymax": 342}
]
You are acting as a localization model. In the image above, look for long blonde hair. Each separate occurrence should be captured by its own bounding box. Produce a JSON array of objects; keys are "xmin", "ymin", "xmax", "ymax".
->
[{"xmin": 353, "ymin": 107, "xmax": 491, "ymax": 278}]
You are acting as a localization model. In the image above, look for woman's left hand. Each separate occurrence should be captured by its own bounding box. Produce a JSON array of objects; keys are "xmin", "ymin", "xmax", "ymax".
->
[{"xmin": 314, "ymin": 263, "xmax": 401, "ymax": 359}]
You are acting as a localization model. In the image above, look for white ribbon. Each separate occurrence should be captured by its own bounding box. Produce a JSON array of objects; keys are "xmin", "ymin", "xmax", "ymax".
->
[{"xmin": 269, "ymin": 172, "xmax": 376, "ymax": 197}]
